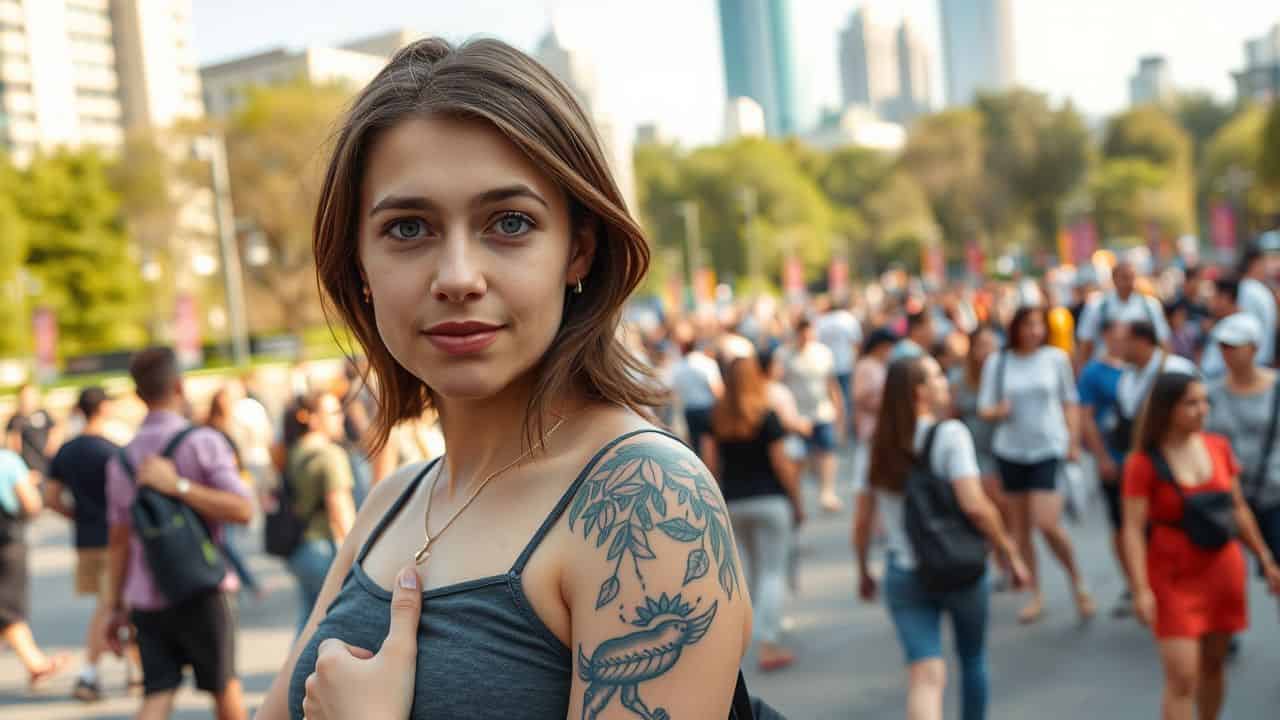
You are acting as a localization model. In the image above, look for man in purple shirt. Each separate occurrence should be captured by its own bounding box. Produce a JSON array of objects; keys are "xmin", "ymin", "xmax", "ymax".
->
[{"xmin": 104, "ymin": 347, "xmax": 252, "ymax": 720}]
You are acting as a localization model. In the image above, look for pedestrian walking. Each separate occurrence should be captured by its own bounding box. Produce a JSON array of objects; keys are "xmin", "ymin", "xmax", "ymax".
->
[
  {"xmin": 281, "ymin": 390, "xmax": 356, "ymax": 633},
  {"xmin": 1122, "ymin": 372, "xmax": 1280, "ymax": 720},
  {"xmin": 853, "ymin": 329, "xmax": 897, "ymax": 494},
  {"xmin": 43, "ymin": 387, "xmax": 129, "ymax": 701},
  {"xmin": 1114, "ymin": 322, "xmax": 1198, "ymax": 457},
  {"xmin": 890, "ymin": 308, "xmax": 935, "ymax": 362},
  {"xmin": 816, "ymin": 298, "xmax": 863, "ymax": 437},
  {"xmin": 950, "ymin": 326, "xmax": 1008, "ymax": 583},
  {"xmin": 1200, "ymin": 277, "xmax": 1244, "ymax": 381},
  {"xmin": 979, "ymin": 305, "xmax": 1095, "ymax": 624},
  {"xmin": 256, "ymin": 37, "xmax": 753, "ymax": 720},
  {"xmin": 701, "ymin": 356, "xmax": 804, "ymax": 672},
  {"xmin": 1076, "ymin": 261, "xmax": 1170, "ymax": 363},
  {"xmin": 669, "ymin": 320, "xmax": 725, "ymax": 455},
  {"xmin": 854, "ymin": 355, "xmax": 1028, "ymax": 720},
  {"xmin": 778, "ymin": 317, "xmax": 846, "ymax": 512},
  {"xmin": 103, "ymin": 347, "xmax": 254, "ymax": 720},
  {"xmin": 207, "ymin": 386, "xmax": 264, "ymax": 599},
  {"xmin": 5, "ymin": 383, "xmax": 61, "ymax": 481},
  {"xmin": 0, "ymin": 447, "xmax": 71, "ymax": 689},
  {"xmin": 1237, "ymin": 246, "xmax": 1277, "ymax": 367}
]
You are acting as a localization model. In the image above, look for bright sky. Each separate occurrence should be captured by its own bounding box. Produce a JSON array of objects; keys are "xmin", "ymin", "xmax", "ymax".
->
[{"xmin": 192, "ymin": 1, "xmax": 1278, "ymax": 147}]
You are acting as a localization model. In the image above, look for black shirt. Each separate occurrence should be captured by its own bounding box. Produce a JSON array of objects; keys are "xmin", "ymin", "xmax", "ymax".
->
[
  {"xmin": 715, "ymin": 411, "xmax": 788, "ymax": 502},
  {"xmin": 7, "ymin": 410, "xmax": 53, "ymax": 475},
  {"xmin": 48, "ymin": 434, "xmax": 119, "ymax": 548}
]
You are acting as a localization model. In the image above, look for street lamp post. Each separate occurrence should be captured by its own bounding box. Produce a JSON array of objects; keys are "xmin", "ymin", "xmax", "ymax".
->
[{"xmin": 200, "ymin": 133, "xmax": 251, "ymax": 367}]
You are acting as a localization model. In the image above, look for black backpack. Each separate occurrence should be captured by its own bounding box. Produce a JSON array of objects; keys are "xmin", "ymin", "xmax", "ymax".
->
[
  {"xmin": 118, "ymin": 427, "xmax": 227, "ymax": 604},
  {"xmin": 1150, "ymin": 449, "xmax": 1237, "ymax": 550},
  {"xmin": 904, "ymin": 423, "xmax": 989, "ymax": 593},
  {"xmin": 263, "ymin": 457, "xmax": 314, "ymax": 559}
]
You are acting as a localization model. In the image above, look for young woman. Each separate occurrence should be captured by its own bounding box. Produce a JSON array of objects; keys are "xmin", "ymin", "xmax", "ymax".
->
[
  {"xmin": 1122, "ymin": 372, "xmax": 1280, "ymax": 720},
  {"xmin": 257, "ymin": 38, "xmax": 749, "ymax": 720},
  {"xmin": 854, "ymin": 356, "xmax": 1027, "ymax": 720},
  {"xmin": 852, "ymin": 328, "xmax": 897, "ymax": 493},
  {"xmin": 700, "ymin": 356, "xmax": 803, "ymax": 672},
  {"xmin": 978, "ymin": 306, "xmax": 1094, "ymax": 624},
  {"xmin": 206, "ymin": 386, "xmax": 264, "ymax": 598},
  {"xmin": 281, "ymin": 390, "xmax": 358, "ymax": 633}
]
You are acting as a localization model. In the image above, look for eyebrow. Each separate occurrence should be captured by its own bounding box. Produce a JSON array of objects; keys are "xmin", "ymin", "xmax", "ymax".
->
[{"xmin": 367, "ymin": 183, "xmax": 549, "ymax": 217}]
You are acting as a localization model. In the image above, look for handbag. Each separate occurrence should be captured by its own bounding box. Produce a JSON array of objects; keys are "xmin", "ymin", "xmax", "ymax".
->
[
  {"xmin": 1150, "ymin": 449, "xmax": 1237, "ymax": 550},
  {"xmin": 904, "ymin": 423, "xmax": 989, "ymax": 593}
]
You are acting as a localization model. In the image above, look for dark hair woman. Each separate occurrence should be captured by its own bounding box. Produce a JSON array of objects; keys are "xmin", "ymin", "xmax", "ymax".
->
[
  {"xmin": 1122, "ymin": 372, "xmax": 1280, "ymax": 720},
  {"xmin": 978, "ymin": 305, "xmax": 1093, "ymax": 624},
  {"xmin": 701, "ymin": 356, "xmax": 802, "ymax": 673},
  {"xmin": 258, "ymin": 38, "xmax": 749, "ymax": 720},
  {"xmin": 854, "ymin": 355, "xmax": 1026, "ymax": 720}
]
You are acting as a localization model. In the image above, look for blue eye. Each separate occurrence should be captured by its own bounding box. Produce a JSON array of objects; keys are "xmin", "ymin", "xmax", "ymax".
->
[
  {"xmin": 388, "ymin": 219, "xmax": 426, "ymax": 241},
  {"xmin": 492, "ymin": 213, "xmax": 534, "ymax": 237}
]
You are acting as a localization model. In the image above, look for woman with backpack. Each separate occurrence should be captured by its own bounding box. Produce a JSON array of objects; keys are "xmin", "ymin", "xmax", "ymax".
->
[
  {"xmin": 1122, "ymin": 371, "xmax": 1280, "ymax": 720},
  {"xmin": 701, "ymin": 355, "xmax": 804, "ymax": 672},
  {"xmin": 282, "ymin": 390, "xmax": 357, "ymax": 633},
  {"xmin": 854, "ymin": 355, "xmax": 1027, "ymax": 720},
  {"xmin": 978, "ymin": 305, "xmax": 1094, "ymax": 624}
]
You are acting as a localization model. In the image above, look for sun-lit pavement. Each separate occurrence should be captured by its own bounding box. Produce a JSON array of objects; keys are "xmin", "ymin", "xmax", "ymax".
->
[{"xmin": 3, "ymin": 445, "xmax": 1279, "ymax": 719}]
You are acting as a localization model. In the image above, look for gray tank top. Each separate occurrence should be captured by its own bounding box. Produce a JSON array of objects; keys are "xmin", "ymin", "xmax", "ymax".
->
[{"xmin": 287, "ymin": 429, "xmax": 669, "ymax": 719}]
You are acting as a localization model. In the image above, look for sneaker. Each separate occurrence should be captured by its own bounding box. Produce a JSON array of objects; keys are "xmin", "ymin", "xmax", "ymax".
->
[
  {"xmin": 73, "ymin": 677, "xmax": 102, "ymax": 703},
  {"xmin": 1112, "ymin": 591, "xmax": 1133, "ymax": 618}
]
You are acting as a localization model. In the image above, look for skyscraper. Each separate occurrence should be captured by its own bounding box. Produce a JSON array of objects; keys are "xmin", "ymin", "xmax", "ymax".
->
[
  {"xmin": 837, "ymin": 7, "xmax": 898, "ymax": 114},
  {"xmin": 894, "ymin": 21, "xmax": 932, "ymax": 123},
  {"xmin": 1129, "ymin": 56, "xmax": 1173, "ymax": 106},
  {"xmin": 938, "ymin": 0, "xmax": 1015, "ymax": 107},
  {"xmin": 1233, "ymin": 23, "xmax": 1280, "ymax": 104},
  {"xmin": 716, "ymin": 0, "xmax": 799, "ymax": 136}
]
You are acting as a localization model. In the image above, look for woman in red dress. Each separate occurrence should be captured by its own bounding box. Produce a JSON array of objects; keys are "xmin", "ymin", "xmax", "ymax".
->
[{"xmin": 1122, "ymin": 372, "xmax": 1280, "ymax": 720}]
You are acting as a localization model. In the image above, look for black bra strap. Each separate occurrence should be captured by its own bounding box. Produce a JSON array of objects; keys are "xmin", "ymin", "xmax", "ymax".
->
[
  {"xmin": 355, "ymin": 458, "xmax": 440, "ymax": 564},
  {"xmin": 511, "ymin": 427, "xmax": 683, "ymax": 574}
]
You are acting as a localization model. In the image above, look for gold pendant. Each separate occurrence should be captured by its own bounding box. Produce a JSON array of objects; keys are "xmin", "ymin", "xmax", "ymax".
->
[{"xmin": 415, "ymin": 543, "xmax": 432, "ymax": 566}]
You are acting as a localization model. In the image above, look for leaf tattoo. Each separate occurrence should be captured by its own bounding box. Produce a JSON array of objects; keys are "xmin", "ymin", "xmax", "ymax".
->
[{"xmin": 569, "ymin": 442, "xmax": 740, "ymax": 610}]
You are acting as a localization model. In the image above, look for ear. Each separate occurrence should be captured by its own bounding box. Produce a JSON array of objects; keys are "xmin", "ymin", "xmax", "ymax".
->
[{"xmin": 566, "ymin": 216, "xmax": 599, "ymax": 289}]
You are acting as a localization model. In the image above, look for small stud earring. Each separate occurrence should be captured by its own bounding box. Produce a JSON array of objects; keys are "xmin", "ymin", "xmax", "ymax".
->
[
  {"xmin": 361, "ymin": 285, "xmax": 372, "ymax": 304},
  {"xmin": 574, "ymin": 278, "xmax": 584, "ymax": 295}
]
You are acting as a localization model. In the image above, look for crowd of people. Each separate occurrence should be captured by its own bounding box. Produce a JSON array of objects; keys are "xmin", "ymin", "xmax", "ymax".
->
[
  {"xmin": 627, "ymin": 246, "xmax": 1280, "ymax": 719},
  {"xmin": 0, "ymin": 354, "xmax": 442, "ymax": 717}
]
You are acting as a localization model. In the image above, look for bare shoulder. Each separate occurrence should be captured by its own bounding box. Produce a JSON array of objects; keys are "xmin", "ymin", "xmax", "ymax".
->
[{"xmin": 345, "ymin": 459, "xmax": 436, "ymax": 550}]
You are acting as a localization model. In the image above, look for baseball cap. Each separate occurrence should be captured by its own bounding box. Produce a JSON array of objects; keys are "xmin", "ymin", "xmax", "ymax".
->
[{"xmin": 1213, "ymin": 313, "xmax": 1263, "ymax": 348}]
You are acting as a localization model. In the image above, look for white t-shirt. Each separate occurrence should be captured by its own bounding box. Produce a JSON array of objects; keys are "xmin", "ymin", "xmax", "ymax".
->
[
  {"xmin": 875, "ymin": 419, "xmax": 980, "ymax": 570},
  {"xmin": 670, "ymin": 351, "xmax": 722, "ymax": 411},
  {"xmin": 1077, "ymin": 291, "xmax": 1171, "ymax": 355},
  {"xmin": 1239, "ymin": 278, "xmax": 1277, "ymax": 365},
  {"xmin": 1117, "ymin": 349, "xmax": 1197, "ymax": 419},
  {"xmin": 780, "ymin": 342, "xmax": 837, "ymax": 423},
  {"xmin": 978, "ymin": 346, "xmax": 1079, "ymax": 463},
  {"xmin": 816, "ymin": 310, "xmax": 862, "ymax": 375}
]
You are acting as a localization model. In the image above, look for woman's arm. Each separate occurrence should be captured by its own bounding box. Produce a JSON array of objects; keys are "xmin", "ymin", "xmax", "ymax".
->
[
  {"xmin": 1064, "ymin": 403, "xmax": 1082, "ymax": 459},
  {"xmin": 852, "ymin": 490, "xmax": 878, "ymax": 600},
  {"xmin": 767, "ymin": 439, "xmax": 803, "ymax": 524},
  {"xmin": 1122, "ymin": 496, "xmax": 1154, "ymax": 624},
  {"xmin": 256, "ymin": 464, "xmax": 421, "ymax": 720},
  {"xmin": 14, "ymin": 470, "xmax": 42, "ymax": 516},
  {"xmin": 562, "ymin": 434, "xmax": 750, "ymax": 720},
  {"xmin": 698, "ymin": 434, "xmax": 718, "ymax": 482},
  {"xmin": 1231, "ymin": 481, "xmax": 1280, "ymax": 589},
  {"xmin": 953, "ymin": 476, "xmax": 1020, "ymax": 573}
]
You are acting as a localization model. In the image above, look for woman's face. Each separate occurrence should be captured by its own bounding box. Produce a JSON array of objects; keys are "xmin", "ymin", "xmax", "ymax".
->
[
  {"xmin": 1220, "ymin": 342, "xmax": 1257, "ymax": 376},
  {"xmin": 971, "ymin": 330, "xmax": 997, "ymax": 365},
  {"xmin": 312, "ymin": 393, "xmax": 346, "ymax": 441},
  {"xmin": 358, "ymin": 115, "xmax": 594, "ymax": 403},
  {"xmin": 1171, "ymin": 381, "xmax": 1209, "ymax": 435},
  {"xmin": 918, "ymin": 357, "xmax": 951, "ymax": 412},
  {"xmin": 1017, "ymin": 311, "xmax": 1046, "ymax": 349}
]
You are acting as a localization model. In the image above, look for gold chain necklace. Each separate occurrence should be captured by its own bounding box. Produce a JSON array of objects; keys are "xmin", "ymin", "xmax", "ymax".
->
[{"xmin": 414, "ymin": 416, "xmax": 568, "ymax": 566}]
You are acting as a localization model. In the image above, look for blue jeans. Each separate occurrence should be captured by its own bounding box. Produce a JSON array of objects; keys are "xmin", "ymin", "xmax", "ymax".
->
[
  {"xmin": 222, "ymin": 523, "xmax": 260, "ymax": 594},
  {"xmin": 287, "ymin": 539, "xmax": 336, "ymax": 635},
  {"xmin": 884, "ymin": 561, "xmax": 990, "ymax": 720}
]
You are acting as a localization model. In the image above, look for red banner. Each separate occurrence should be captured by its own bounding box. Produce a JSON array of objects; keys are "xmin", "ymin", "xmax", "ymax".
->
[
  {"xmin": 32, "ymin": 307, "xmax": 56, "ymax": 380},
  {"xmin": 1070, "ymin": 219, "xmax": 1099, "ymax": 265},
  {"xmin": 175, "ymin": 292, "xmax": 202, "ymax": 369},
  {"xmin": 783, "ymin": 256, "xmax": 805, "ymax": 296},
  {"xmin": 966, "ymin": 242, "xmax": 984, "ymax": 278},
  {"xmin": 828, "ymin": 258, "xmax": 849, "ymax": 298},
  {"xmin": 1212, "ymin": 201, "xmax": 1236, "ymax": 255}
]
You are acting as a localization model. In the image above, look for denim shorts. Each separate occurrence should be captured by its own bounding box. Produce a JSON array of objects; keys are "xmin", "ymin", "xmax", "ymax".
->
[
  {"xmin": 884, "ymin": 560, "xmax": 990, "ymax": 664},
  {"xmin": 805, "ymin": 422, "xmax": 837, "ymax": 454}
]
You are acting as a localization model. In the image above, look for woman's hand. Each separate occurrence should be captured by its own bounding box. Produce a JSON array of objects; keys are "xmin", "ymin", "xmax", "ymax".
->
[
  {"xmin": 302, "ymin": 565, "xmax": 423, "ymax": 720},
  {"xmin": 1133, "ymin": 587, "xmax": 1157, "ymax": 628},
  {"xmin": 1263, "ymin": 562, "xmax": 1280, "ymax": 596},
  {"xmin": 858, "ymin": 571, "xmax": 878, "ymax": 602}
]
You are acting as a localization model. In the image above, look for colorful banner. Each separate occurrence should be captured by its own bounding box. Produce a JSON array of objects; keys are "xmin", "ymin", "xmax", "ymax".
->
[
  {"xmin": 174, "ymin": 292, "xmax": 202, "ymax": 369},
  {"xmin": 32, "ymin": 307, "xmax": 56, "ymax": 381},
  {"xmin": 1057, "ymin": 228, "xmax": 1072, "ymax": 266},
  {"xmin": 694, "ymin": 268, "xmax": 716, "ymax": 306},
  {"xmin": 921, "ymin": 244, "xmax": 944, "ymax": 284},
  {"xmin": 1069, "ymin": 218, "xmax": 1099, "ymax": 266},
  {"xmin": 1211, "ymin": 201, "xmax": 1236, "ymax": 256},
  {"xmin": 782, "ymin": 256, "xmax": 805, "ymax": 296},
  {"xmin": 966, "ymin": 242, "xmax": 984, "ymax": 279}
]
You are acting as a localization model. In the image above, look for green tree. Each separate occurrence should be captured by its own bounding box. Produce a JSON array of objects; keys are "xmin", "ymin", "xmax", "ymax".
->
[
  {"xmin": 1202, "ymin": 105, "xmax": 1280, "ymax": 230},
  {"xmin": 1101, "ymin": 106, "xmax": 1196, "ymax": 236},
  {"xmin": 1174, "ymin": 92, "xmax": 1235, "ymax": 162},
  {"xmin": 0, "ymin": 157, "xmax": 28, "ymax": 356},
  {"xmin": 225, "ymin": 80, "xmax": 350, "ymax": 334},
  {"xmin": 1090, "ymin": 158, "xmax": 1169, "ymax": 242},
  {"xmin": 901, "ymin": 109, "xmax": 990, "ymax": 249},
  {"xmin": 1261, "ymin": 102, "xmax": 1280, "ymax": 194},
  {"xmin": 16, "ymin": 150, "xmax": 146, "ymax": 356}
]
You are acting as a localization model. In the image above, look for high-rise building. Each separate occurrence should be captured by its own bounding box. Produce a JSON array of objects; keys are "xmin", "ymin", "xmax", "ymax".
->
[
  {"xmin": 200, "ymin": 29, "xmax": 420, "ymax": 119},
  {"xmin": 837, "ymin": 7, "xmax": 898, "ymax": 114},
  {"xmin": 0, "ymin": 0, "xmax": 204, "ymax": 165},
  {"xmin": 716, "ymin": 0, "xmax": 799, "ymax": 136},
  {"xmin": 938, "ymin": 0, "xmax": 1015, "ymax": 107},
  {"xmin": 893, "ymin": 21, "xmax": 932, "ymax": 123},
  {"xmin": 724, "ymin": 96, "xmax": 766, "ymax": 141},
  {"xmin": 1233, "ymin": 23, "xmax": 1280, "ymax": 104},
  {"xmin": 1129, "ymin": 55, "xmax": 1174, "ymax": 106},
  {"xmin": 533, "ymin": 27, "xmax": 634, "ymax": 211}
]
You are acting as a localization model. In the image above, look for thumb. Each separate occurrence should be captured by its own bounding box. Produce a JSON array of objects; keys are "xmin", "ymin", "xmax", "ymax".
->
[{"xmin": 381, "ymin": 565, "xmax": 423, "ymax": 660}]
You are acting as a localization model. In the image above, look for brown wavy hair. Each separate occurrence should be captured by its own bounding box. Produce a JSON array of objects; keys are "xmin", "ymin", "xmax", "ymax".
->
[
  {"xmin": 711, "ymin": 356, "xmax": 770, "ymax": 442},
  {"xmin": 313, "ymin": 37, "xmax": 662, "ymax": 454},
  {"xmin": 868, "ymin": 357, "xmax": 929, "ymax": 493}
]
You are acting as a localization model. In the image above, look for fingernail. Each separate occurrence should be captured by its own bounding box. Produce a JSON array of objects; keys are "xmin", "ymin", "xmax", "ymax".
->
[{"xmin": 399, "ymin": 568, "xmax": 418, "ymax": 590}]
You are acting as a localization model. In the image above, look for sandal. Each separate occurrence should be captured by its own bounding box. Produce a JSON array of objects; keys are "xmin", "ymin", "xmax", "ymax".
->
[
  {"xmin": 28, "ymin": 653, "xmax": 71, "ymax": 690},
  {"xmin": 1017, "ymin": 597, "xmax": 1044, "ymax": 625},
  {"xmin": 758, "ymin": 650, "xmax": 796, "ymax": 672},
  {"xmin": 1075, "ymin": 587, "xmax": 1097, "ymax": 622}
]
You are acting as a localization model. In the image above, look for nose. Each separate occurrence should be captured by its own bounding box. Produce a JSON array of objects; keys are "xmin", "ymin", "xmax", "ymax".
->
[{"xmin": 430, "ymin": 230, "xmax": 486, "ymax": 303}]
